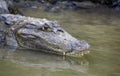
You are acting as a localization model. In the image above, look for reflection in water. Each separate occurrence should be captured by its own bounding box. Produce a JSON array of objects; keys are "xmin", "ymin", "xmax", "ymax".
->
[{"xmin": 0, "ymin": 48, "xmax": 89, "ymax": 73}]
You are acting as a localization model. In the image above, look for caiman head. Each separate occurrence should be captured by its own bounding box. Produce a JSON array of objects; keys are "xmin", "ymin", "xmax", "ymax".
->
[{"xmin": 0, "ymin": 14, "xmax": 90, "ymax": 57}]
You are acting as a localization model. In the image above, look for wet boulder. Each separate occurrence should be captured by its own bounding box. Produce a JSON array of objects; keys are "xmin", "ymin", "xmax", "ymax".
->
[
  {"xmin": 55, "ymin": 1, "xmax": 96, "ymax": 10},
  {"xmin": 0, "ymin": 30, "xmax": 6, "ymax": 46},
  {"xmin": 0, "ymin": 0, "xmax": 9, "ymax": 14},
  {"xmin": 63, "ymin": 1, "xmax": 78, "ymax": 9},
  {"xmin": 44, "ymin": 3, "xmax": 60, "ymax": 12},
  {"xmin": 74, "ymin": 1, "xmax": 96, "ymax": 9},
  {"xmin": 112, "ymin": 0, "xmax": 120, "ymax": 8},
  {"xmin": 55, "ymin": 1, "xmax": 77, "ymax": 10}
]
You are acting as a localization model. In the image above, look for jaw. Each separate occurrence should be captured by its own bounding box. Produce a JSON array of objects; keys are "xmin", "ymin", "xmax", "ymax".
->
[{"xmin": 64, "ymin": 40, "xmax": 90, "ymax": 57}]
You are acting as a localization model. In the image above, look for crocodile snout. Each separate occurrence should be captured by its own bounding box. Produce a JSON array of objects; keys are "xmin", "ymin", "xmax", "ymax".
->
[{"xmin": 66, "ymin": 40, "xmax": 90, "ymax": 57}]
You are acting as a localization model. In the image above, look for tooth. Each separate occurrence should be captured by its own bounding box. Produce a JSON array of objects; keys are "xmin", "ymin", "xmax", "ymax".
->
[
  {"xmin": 63, "ymin": 52, "xmax": 66, "ymax": 55},
  {"xmin": 42, "ymin": 27, "xmax": 44, "ymax": 30},
  {"xmin": 81, "ymin": 51, "xmax": 84, "ymax": 56}
]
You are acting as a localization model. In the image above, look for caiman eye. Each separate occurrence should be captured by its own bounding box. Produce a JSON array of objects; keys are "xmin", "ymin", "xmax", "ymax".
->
[{"xmin": 38, "ymin": 24, "xmax": 53, "ymax": 32}]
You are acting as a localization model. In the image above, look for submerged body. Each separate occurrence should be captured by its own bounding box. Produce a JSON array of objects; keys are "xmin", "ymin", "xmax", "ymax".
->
[{"xmin": 0, "ymin": 14, "xmax": 90, "ymax": 57}]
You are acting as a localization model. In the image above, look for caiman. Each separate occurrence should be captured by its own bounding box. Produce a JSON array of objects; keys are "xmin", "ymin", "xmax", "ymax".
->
[{"xmin": 0, "ymin": 14, "xmax": 90, "ymax": 57}]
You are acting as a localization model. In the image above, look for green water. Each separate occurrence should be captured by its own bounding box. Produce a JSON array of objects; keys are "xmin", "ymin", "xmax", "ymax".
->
[{"xmin": 0, "ymin": 7, "xmax": 120, "ymax": 76}]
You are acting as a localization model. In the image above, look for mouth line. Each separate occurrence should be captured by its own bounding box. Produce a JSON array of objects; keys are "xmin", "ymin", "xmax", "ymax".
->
[
  {"xmin": 16, "ymin": 34, "xmax": 90, "ymax": 56},
  {"xmin": 16, "ymin": 30, "xmax": 90, "ymax": 57},
  {"xmin": 65, "ymin": 49, "xmax": 90, "ymax": 57}
]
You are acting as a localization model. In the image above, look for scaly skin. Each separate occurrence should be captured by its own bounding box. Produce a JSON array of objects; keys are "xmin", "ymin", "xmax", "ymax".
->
[{"xmin": 0, "ymin": 14, "xmax": 90, "ymax": 57}]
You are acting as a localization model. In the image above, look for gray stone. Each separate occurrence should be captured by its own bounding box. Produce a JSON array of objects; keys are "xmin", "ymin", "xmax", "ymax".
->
[{"xmin": 0, "ymin": 0, "xmax": 9, "ymax": 14}]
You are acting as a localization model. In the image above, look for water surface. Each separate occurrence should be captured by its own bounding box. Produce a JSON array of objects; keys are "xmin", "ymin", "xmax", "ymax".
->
[{"xmin": 0, "ymin": 7, "xmax": 120, "ymax": 76}]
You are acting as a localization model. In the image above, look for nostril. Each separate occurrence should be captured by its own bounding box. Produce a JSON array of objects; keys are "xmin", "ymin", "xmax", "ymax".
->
[
  {"xmin": 64, "ymin": 39, "xmax": 66, "ymax": 40},
  {"xmin": 57, "ymin": 29, "xmax": 64, "ymax": 33},
  {"xmin": 79, "ymin": 40, "xmax": 90, "ymax": 49}
]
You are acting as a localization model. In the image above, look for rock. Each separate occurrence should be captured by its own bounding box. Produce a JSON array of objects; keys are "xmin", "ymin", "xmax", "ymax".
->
[
  {"xmin": 55, "ymin": 1, "xmax": 96, "ymax": 10},
  {"xmin": 0, "ymin": 30, "xmax": 6, "ymax": 46},
  {"xmin": 52, "ymin": 1, "xmax": 77, "ymax": 10},
  {"xmin": 31, "ymin": 5, "xmax": 37, "ymax": 8},
  {"xmin": 65, "ymin": 2, "xmax": 77, "ymax": 9},
  {"xmin": 12, "ymin": 0, "xmax": 20, "ymax": 3},
  {"xmin": 44, "ymin": 3, "xmax": 60, "ymax": 12},
  {"xmin": 0, "ymin": 8, "xmax": 8, "ymax": 14},
  {"xmin": 0, "ymin": 15, "xmax": 6, "ymax": 21},
  {"xmin": 112, "ymin": 0, "xmax": 120, "ymax": 8},
  {"xmin": 37, "ymin": 0, "xmax": 46, "ymax": 3},
  {"xmin": 0, "ymin": 0, "xmax": 9, "ymax": 14},
  {"xmin": 25, "ymin": 1, "xmax": 33, "ymax": 7},
  {"xmin": 74, "ymin": 1, "xmax": 96, "ymax": 9},
  {"xmin": 23, "ymin": 1, "xmax": 38, "ymax": 9}
]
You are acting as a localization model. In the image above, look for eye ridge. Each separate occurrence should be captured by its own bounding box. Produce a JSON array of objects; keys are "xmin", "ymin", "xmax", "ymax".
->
[
  {"xmin": 38, "ymin": 26, "xmax": 53, "ymax": 32},
  {"xmin": 25, "ymin": 23, "xmax": 37, "ymax": 29}
]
